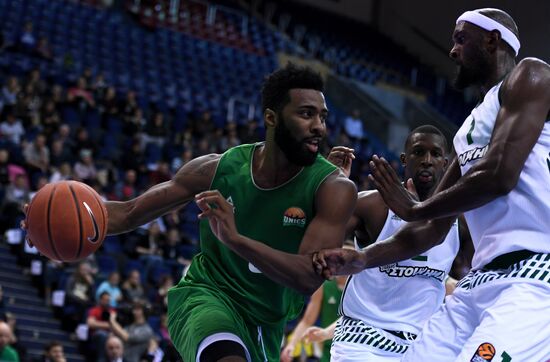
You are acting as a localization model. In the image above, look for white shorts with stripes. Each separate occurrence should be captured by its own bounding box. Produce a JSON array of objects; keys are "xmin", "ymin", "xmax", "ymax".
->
[
  {"xmin": 330, "ymin": 317, "xmax": 416, "ymax": 362},
  {"xmin": 402, "ymin": 253, "xmax": 550, "ymax": 362}
]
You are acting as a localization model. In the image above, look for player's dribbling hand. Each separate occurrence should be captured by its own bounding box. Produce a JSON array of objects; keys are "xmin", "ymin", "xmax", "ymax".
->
[
  {"xmin": 195, "ymin": 190, "xmax": 239, "ymax": 245},
  {"xmin": 312, "ymin": 248, "xmax": 367, "ymax": 279},
  {"xmin": 327, "ymin": 146, "xmax": 355, "ymax": 178},
  {"xmin": 368, "ymin": 155, "xmax": 419, "ymax": 221},
  {"xmin": 19, "ymin": 203, "xmax": 34, "ymax": 248}
]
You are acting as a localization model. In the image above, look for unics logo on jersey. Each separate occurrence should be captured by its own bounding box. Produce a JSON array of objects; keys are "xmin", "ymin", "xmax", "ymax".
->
[
  {"xmin": 459, "ymin": 144, "xmax": 489, "ymax": 166},
  {"xmin": 283, "ymin": 207, "xmax": 306, "ymax": 228}
]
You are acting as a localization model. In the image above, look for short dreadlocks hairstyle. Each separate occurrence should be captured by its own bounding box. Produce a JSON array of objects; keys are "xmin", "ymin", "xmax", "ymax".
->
[{"xmin": 261, "ymin": 63, "xmax": 324, "ymax": 114}]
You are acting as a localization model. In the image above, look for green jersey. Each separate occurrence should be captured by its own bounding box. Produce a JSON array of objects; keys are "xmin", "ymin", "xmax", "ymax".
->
[
  {"xmin": 320, "ymin": 280, "xmax": 343, "ymax": 362},
  {"xmin": 183, "ymin": 143, "xmax": 337, "ymax": 327}
]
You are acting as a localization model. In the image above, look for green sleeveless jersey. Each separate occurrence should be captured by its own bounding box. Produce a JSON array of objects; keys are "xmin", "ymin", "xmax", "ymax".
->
[
  {"xmin": 320, "ymin": 280, "xmax": 343, "ymax": 362},
  {"xmin": 182, "ymin": 143, "xmax": 337, "ymax": 328}
]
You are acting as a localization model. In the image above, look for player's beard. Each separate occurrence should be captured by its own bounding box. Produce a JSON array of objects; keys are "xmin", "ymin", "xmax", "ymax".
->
[
  {"xmin": 453, "ymin": 48, "xmax": 491, "ymax": 90},
  {"xmin": 274, "ymin": 116, "xmax": 319, "ymax": 166}
]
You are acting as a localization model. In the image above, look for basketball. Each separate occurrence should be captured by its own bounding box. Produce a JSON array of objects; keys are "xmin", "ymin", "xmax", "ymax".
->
[{"xmin": 26, "ymin": 181, "xmax": 108, "ymax": 262}]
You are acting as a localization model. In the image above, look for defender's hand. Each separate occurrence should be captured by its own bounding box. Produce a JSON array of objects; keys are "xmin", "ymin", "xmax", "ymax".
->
[
  {"xmin": 304, "ymin": 326, "xmax": 331, "ymax": 343},
  {"xmin": 196, "ymin": 190, "xmax": 239, "ymax": 245},
  {"xmin": 327, "ymin": 146, "xmax": 355, "ymax": 178},
  {"xmin": 368, "ymin": 155, "xmax": 419, "ymax": 221},
  {"xmin": 313, "ymin": 248, "xmax": 367, "ymax": 279}
]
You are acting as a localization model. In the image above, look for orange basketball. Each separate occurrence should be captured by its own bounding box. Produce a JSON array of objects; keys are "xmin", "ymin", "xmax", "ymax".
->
[{"xmin": 26, "ymin": 180, "xmax": 108, "ymax": 262}]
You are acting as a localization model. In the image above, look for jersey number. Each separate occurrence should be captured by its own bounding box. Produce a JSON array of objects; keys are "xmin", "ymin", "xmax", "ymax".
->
[{"xmin": 466, "ymin": 117, "xmax": 476, "ymax": 145}]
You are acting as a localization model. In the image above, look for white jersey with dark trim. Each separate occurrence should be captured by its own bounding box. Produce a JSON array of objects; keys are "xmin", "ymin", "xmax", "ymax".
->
[
  {"xmin": 453, "ymin": 81, "xmax": 550, "ymax": 270},
  {"xmin": 341, "ymin": 209, "xmax": 460, "ymax": 335}
]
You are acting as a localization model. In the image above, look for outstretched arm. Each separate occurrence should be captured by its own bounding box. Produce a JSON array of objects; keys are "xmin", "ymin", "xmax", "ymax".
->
[
  {"xmin": 315, "ymin": 160, "xmax": 462, "ymax": 278},
  {"xmin": 106, "ymin": 154, "xmax": 219, "ymax": 235},
  {"xmin": 197, "ymin": 172, "xmax": 357, "ymax": 294},
  {"xmin": 281, "ymin": 287, "xmax": 324, "ymax": 362}
]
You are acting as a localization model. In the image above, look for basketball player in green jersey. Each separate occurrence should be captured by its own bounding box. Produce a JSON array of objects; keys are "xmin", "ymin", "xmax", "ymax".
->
[{"xmin": 100, "ymin": 64, "xmax": 355, "ymax": 361}]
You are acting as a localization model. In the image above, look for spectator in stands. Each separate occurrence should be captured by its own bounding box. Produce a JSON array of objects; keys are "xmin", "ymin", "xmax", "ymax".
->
[
  {"xmin": 100, "ymin": 86, "xmax": 119, "ymax": 117},
  {"xmin": 109, "ymin": 301, "xmax": 155, "ymax": 362},
  {"xmin": 152, "ymin": 275, "xmax": 173, "ymax": 310},
  {"xmin": 0, "ymin": 321, "xmax": 19, "ymax": 361},
  {"xmin": 49, "ymin": 140, "xmax": 74, "ymax": 171},
  {"xmin": 0, "ymin": 149, "xmax": 11, "ymax": 189},
  {"xmin": 34, "ymin": 340, "xmax": 66, "ymax": 362},
  {"xmin": 87, "ymin": 291, "xmax": 115, "ymax": 362},
  {"xmin": 17, "ymin": 83, "xmax": 41, "ymax": 123},
  {"xmin": 73, "ymin": 149, "xmax": 97, "ymax": 184},
  {"xmin": 105, "ymin": 335, "xmax": 126, "ymax": 362},
  {"xmin": 136, "ymin": 221, "xmax": 165, "ymax": 280},
  {"xmin": 18, "ymin": 21, "xmax": 36, "ymax": 53},
  {"xmin": 91, "ymin": 72, "xmax": 108, "ymax": 100},
  {"xmin": 121, "ymin": 91, "xmax": 139, "ymax": 121},
  {"xmin": 96, "ymin": 271, "xmax": 123, "ymax": 308},
  {"xmin": 191, "ymin": 110, "xmax": 216, "ymax": 140},
  {"xmin": 1, "ymin": 77, "xmax": 20, "ymax": 109},
  {"xmin": 35, "ymin": 36, "xmax": 53, "ymax": 61},
  {"xmin": 72, "ymin": 127, "xmax": 96, "ymax": 157},
  {"xmin": 67, "ymin": 77, "xmax": 95, "ymax": 111},
  {"xmin": 239, "ymin": 118, "xmax": 262, "ymax": 144},
  {"xmin": 41, "ymin": 100, "xmax": 61, "ymax": 140},
  {"xmin": 25, "ymin": 69, "xmax": 47, "ymax": 98},
  {"xmin": 64, "ymin": 261, "xmax": 95, "ymax": 330},
  {"xmin": 161, "ymin": 228, "xmax": 189, "ymax": 278},
  {"xmin": 158, "ymin": 313, "xmax": 180, "ymax": 362},
  {"xmin": 114, "ymin": 169, "xmax": 139, "ymax": 201},
  {"xmin": 123, "ymin": 108, "xmax": 145, "ymax": 138},
  {"xmin": 48, "ymin": 85, "xmax": 66, "ymax": 112},
  {"xmin": 23, "ymin": 133, "xmax": 50, "ymax": 177},
  {"xmin": 119, "ymin": 140, "xmax": 147, "ymax": 174},
  {"xmin": 343, "ymin": 109, "xmax": 364, "ymax": 144},
  {"xmin": 0, "ymin": 174, "xmax": 30, "ymax": 232},
  {"xmin": 0, "ymin": 111, "xmax": 25, "ymax": 145},
  {"xmin": 5, "ymin": 312, "xmax": 25, "ymax": 362},
  {"xmin": 144, "ymin": 112, "xmax": 168, "ymax": 148},
  {"xmin": 121, "ymin": 269, "xmax": 146, "ymax": 304}
]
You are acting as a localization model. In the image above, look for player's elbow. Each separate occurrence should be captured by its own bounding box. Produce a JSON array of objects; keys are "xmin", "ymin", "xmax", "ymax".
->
[{"xmin": 490, "ymin": 167, "xmax": 519, "ymax": 196}]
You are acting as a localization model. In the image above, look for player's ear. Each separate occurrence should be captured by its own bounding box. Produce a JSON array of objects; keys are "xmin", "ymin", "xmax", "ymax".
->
[
  {"xmin": 400, "ymin": 153, "xmax": 406, "ymax": 167},
  {"xmin": 264, "ymin": 108, "xmax": 277, "ymax": 128}
]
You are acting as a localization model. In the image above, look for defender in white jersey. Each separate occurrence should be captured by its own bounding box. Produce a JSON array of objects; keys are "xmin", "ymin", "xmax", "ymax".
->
[
  {"xmin": 314, "ymin": 7, "xmax": 550, "ymax": 362},
  {"xmin": 327, "ymin": 127, "xmax": 472, "ymax": 361}
]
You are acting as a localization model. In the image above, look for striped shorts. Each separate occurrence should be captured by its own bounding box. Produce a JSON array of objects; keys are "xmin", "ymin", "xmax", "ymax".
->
[
  {"xmin": 402, "ymin": 253, "xmax": 550, "ymax": 362},
  {"xmin": 330, "ymin": 316, "xmax": 417, "ymax": 361}
]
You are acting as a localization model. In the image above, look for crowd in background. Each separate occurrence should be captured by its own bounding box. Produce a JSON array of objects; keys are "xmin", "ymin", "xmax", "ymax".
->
[{"xmin": 0, "ymin": 15, "xmax": 404, "ymax": 361}]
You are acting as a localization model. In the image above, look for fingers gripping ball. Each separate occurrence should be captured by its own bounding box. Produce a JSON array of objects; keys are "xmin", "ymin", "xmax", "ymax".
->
[{"xmin": 26, "ymin": 181, "xmax": 108, "ymax": 262}]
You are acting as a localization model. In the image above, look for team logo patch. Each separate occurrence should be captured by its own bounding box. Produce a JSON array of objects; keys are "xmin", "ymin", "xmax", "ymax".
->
[
  {"xmin": 283, "ymin": 207, "xmax": 306, "ymax": 228},
  {"xmin": 470, "ymin": 342, "xmax": 496, "ymax": 362}
]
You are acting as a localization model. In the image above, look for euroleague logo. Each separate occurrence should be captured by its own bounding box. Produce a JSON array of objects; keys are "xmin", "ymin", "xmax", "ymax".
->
[
  {"xmin": 283, "ymin": 207, "xmax": 306, "ymax": 228},
  {"xmin": 470, "ymin": 342, "xmax": 496, "ymax": 362}
]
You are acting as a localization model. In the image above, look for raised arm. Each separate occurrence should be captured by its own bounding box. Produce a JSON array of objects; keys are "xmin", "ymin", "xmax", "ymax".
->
[
  {"xmin": 372, "ymin": 59, "xmax": 550, "ymax": 222},
  {"xmin": 196, "ymin": 172, "xmax": 357, "ymax": 294},
  {"xmin": 106, "ymin": 154, "xmax": 219, "ymax": 235}
]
